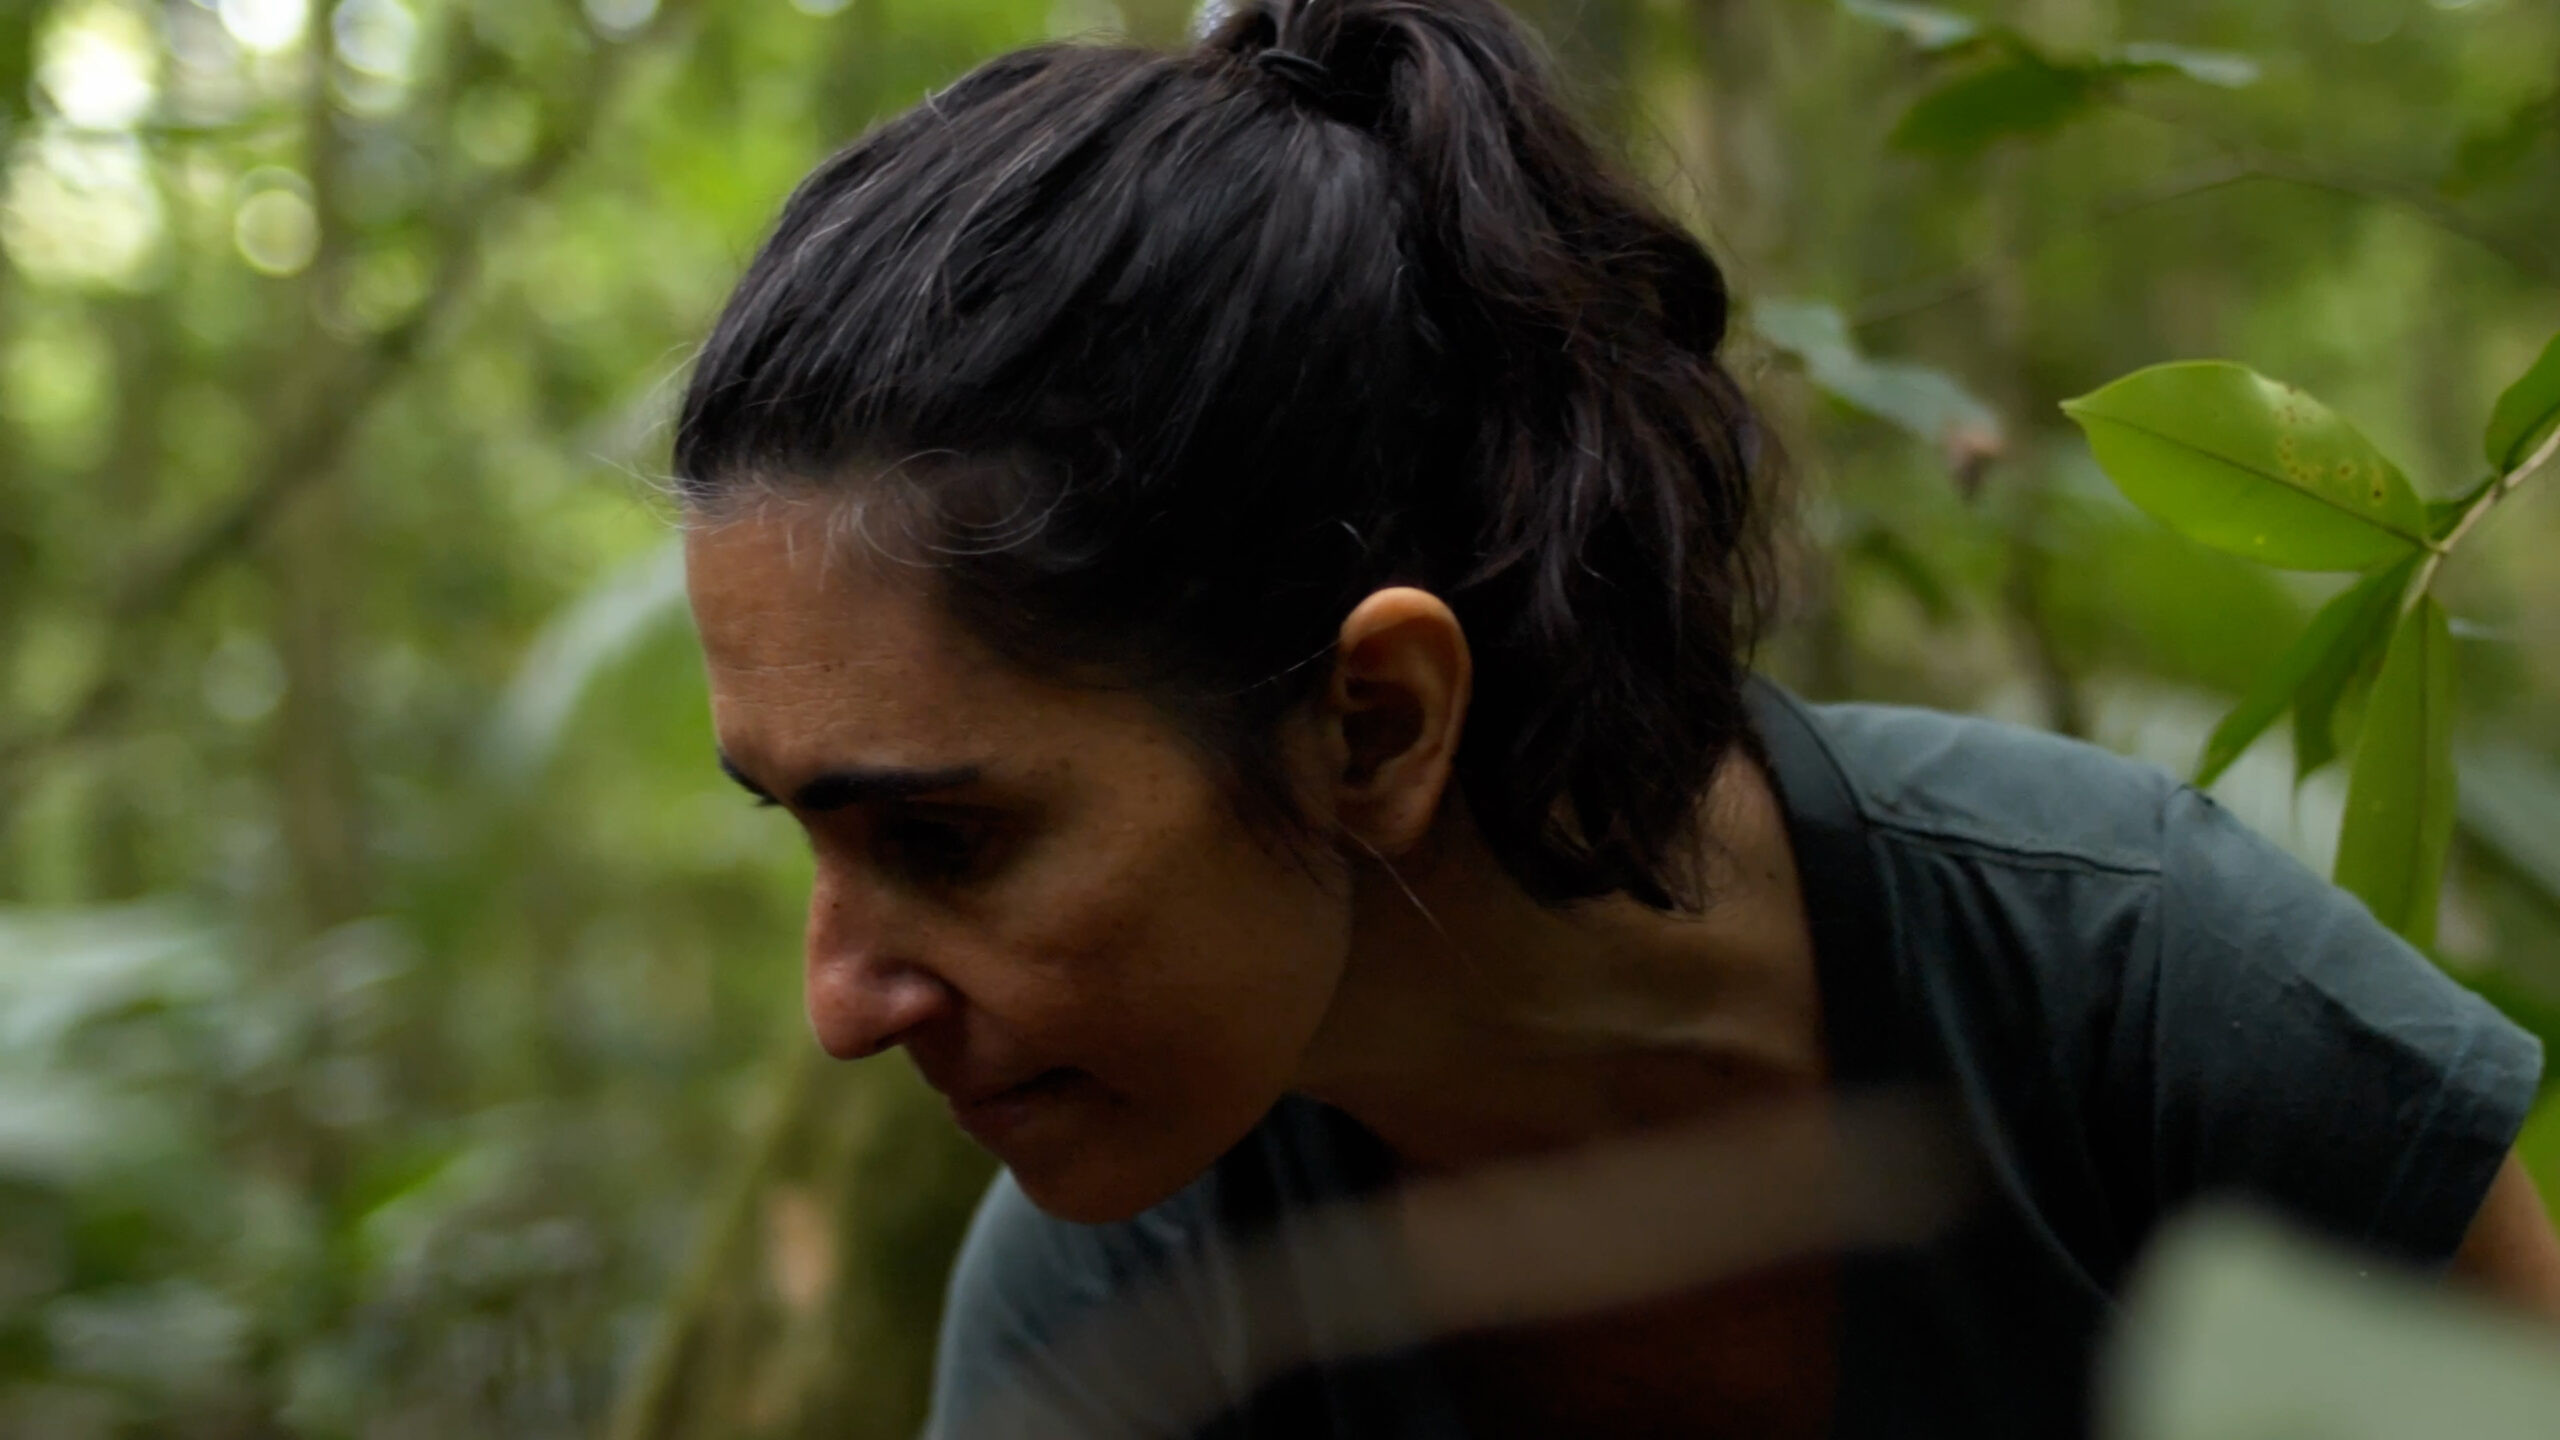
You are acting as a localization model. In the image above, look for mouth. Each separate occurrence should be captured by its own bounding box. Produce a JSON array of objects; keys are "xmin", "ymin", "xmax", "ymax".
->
[{"xmin": 948, "ymin": 1067, "xmax": 1083, "ymax": 1144}]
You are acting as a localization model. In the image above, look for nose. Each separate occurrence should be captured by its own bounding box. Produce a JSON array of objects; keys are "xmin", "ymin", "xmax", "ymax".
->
[{"xmin": 804, "ymin": 869, "xmax": 958, "ymax": 1060}]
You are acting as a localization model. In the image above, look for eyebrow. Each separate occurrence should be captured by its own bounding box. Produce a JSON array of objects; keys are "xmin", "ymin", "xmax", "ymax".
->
[{"xmin": 717, "ymin": 752, "xmax": 984, "ymax": 812}]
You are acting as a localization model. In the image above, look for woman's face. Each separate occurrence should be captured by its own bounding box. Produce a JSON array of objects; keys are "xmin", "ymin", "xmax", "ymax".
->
[{"xmin": 685, "ymin": 500, "xmax": 1356, "ymax": 1223}]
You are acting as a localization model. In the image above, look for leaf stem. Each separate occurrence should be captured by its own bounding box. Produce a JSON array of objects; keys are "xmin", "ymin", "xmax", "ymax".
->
[{"xmin": 2403, "ymin": 419, "xmax": 2560, "ymax": 614}]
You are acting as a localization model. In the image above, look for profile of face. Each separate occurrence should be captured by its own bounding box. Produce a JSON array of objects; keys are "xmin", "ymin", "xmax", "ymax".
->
[{"xmin": 685, "ymin": 498, "xmax": 1382, "ymax": 1224}]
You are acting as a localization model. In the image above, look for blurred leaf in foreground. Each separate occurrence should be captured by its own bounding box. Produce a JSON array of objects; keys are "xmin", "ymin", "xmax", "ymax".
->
[{"xmin": 2107, "ymin": 1208, "xmax": 2560, "ymax": 1440}]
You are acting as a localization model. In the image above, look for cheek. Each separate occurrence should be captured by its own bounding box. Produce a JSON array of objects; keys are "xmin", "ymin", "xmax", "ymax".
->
[
  {"xmin": 1001, "ymin": 823, "xmax": 1351, "ymax": 1223},
  {"xmin": 1018, "ymin": 799, "xmax": 1350, "ymax": 1090},
  {"xmin": 953, "ymin": 749, "xmax": 1352, "ymax": 1220},
  {"xmin": 1136, "ymin": 841, "xmax": 1351, "ymax": 1066}
]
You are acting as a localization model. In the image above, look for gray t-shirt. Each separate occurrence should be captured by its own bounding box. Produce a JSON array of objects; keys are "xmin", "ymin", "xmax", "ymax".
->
[{"xmin": 927, "ymin": 683, "xmax": 2544, "ymax": 1438}]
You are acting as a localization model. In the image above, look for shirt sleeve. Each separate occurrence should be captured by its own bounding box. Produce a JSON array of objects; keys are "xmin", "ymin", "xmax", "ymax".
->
[
  {"xmin": 927, "ymin": 1172, "xmax": 1243, "ymax": 1440},
  {"xmin": 2141, "ymin": 785, "xmax": 2544, "ymax": 1267}
]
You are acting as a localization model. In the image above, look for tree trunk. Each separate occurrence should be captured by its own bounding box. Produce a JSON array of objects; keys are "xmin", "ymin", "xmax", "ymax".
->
[{"xmin": 609, "ymin": 1050, "xmax": 998, "ymax": 1440}]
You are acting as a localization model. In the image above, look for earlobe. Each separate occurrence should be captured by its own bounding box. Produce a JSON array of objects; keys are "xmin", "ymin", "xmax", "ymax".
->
[{"xmin": 1325, "ymin": 587, "xmax": 1471, "ymax": 856}]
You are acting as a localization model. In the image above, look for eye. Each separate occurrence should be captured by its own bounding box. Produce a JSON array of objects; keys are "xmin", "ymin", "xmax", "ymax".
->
[{"xmin": 876, "ymin": 808, "xmax": 995, "ymax": 885}]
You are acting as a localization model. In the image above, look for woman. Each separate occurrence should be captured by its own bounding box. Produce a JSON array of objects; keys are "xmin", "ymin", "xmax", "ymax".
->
[{"xmin": 672, "ymin": 0, "xmax": 2560, "ymax": 1434}]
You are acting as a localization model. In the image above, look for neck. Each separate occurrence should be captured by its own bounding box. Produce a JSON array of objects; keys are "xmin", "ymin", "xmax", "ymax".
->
[{"xmin": 1291, "ymin": 755, "xmax": 1828, "ymax": 1174}]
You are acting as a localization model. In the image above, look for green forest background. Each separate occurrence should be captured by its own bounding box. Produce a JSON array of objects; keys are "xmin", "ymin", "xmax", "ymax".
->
[{"xmin": 1, "ymin": 0, "xmax": 2556, "ymax": 1435}]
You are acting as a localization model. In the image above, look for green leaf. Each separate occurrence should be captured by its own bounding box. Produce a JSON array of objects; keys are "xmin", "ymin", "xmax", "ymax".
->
[
  {"xmin": 2061, "ymin": 361, "xmax": 2430, "ymax": 571},
  {"xmin": 2105, "ymin": 43, "xmax": 2259, "ymax": 89},
  {"xmin": 1837, "ymin": 0, "xmax": 1984, "ymax": 52},
  {"xmin": 2192, "ymin": 558, "xmax": 2411, "ymax": 788},
  {"xmin": 2332, "ymin": 596, "xmax": 2457, "ymax": 948},
  {"xmin": 2483, "ymin": 329, "xmax": 2560, "ymax": 475},
  {"xmin": 2290, "ymin": 560, "xmax": 2416, "ymax": 784},
  {"xmin": 1750, "ymin": 298, "xmax": 2004, "ymax": 455},
  {"xmin": 1890, "ymin": 52, "xmax": 2099, "ymax": 157},
  {"xmin": 2292, "ymin": 606, "xmax": 2386, "ymax": 783}
]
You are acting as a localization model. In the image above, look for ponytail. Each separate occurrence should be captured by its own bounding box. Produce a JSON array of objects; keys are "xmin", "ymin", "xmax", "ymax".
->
[
  {"xmin": 1207, "ymin": 0, "xmax": 1769, "ymax": 907},
  {"xmin": 679, "ymin": 0, "xmax": 1774, "ymax": 910}
]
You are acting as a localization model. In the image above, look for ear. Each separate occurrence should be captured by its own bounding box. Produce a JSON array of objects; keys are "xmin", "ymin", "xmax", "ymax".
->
[{"xmin": 1309, "ymin": 587, "xmax": 1471, "ymax": 857}]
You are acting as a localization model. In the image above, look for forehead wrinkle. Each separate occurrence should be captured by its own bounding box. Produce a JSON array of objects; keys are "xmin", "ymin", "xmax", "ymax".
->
[
  {"xmin": 707, "ymin": 646, "xmax": 1030, "ymax": 792},
  {"xmin": 690, "ymin": 500, "xmax": 1199, "ymax": 807}
]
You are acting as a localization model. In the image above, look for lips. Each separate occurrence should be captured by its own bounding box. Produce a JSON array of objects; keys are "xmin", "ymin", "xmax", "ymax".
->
[{"xmin": 944, "ymin": 1067, "xmax": 1082, "ymax": 1145}]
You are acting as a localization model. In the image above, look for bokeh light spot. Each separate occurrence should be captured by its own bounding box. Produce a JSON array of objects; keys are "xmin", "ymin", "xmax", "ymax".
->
[
  {"xmin": 1, "ymin": 134, "xmax": 167, "ymax": 291},
  {"xmin": 202, "ymin": 634, "xmax": 287, "ymax": 726},
  {"xmin": 219, "ymin": 0, "xmax": 309, "ymax": 55},
  {"xmin": 234, "ymin": 172, "xmax": 319, "ymax": 277},
  {"xmin": 583, "ymin": 0, "xmax": 659, "ymax": 38},
  {"xmin": 39, "ymin": 2, "xmax": 162, "ymax": 131},
  {"xmin": 333, "ymin": 0, "xmax": 418, "ymax": 80}
]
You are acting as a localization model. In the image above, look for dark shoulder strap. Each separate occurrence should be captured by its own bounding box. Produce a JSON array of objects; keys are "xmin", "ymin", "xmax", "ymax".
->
[{"xmin": 1743, "ymin": 676, "xmax": 1913, "ymax": 1086}]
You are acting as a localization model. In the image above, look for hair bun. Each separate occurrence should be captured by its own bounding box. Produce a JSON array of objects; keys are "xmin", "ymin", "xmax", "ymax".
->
[{"xmin": 1251, "ymin": 46, "xmax": 1353, "ymax": 116}]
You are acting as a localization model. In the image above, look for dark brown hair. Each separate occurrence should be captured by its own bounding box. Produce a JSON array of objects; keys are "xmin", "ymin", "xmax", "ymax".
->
[{"xmin": 674, "ymin": 0, "xmax": 1774, "ymax": 910}]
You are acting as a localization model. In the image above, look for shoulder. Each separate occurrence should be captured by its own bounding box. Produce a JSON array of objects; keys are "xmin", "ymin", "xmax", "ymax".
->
[
  {"xmin": 1784, "ymin": 693, "xmax": 2540, "ymax": 1267},
  {"xmin": 1796, "ymin": 698, "xmax": 2176, "ymax": 875},
  {"xmin": 1785, "ymin": 691, "xmax": 2523, "ymax": 1059}
]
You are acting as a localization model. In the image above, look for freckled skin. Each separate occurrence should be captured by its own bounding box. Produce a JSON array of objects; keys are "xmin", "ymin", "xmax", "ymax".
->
[{"xmin": 685, "ymin": 502, "xmax": 1356, "ymax": 1224}]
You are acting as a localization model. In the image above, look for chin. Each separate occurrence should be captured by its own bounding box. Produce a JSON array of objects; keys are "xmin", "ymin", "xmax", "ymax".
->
[
  {"xmin": 1010, "ymin": 1167, "xmax": 1178, "ymax": 1226},
  {"xmin": 996, "ymin": 1103, "xmax": 1262, "ymax": 1225}
]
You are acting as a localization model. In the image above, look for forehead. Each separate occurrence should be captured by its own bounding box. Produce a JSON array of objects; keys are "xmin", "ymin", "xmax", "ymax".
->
[
  {"xmin": 688, "ymin": 501, "xmax": 961, "ymax": 681},
  {"xmin": 686, "ymin": 501, "xmax": 1001, "ymax": 757},
  {"xmin": 681, "ymin": 499, "xmax": 1158, "ymax": 782}
]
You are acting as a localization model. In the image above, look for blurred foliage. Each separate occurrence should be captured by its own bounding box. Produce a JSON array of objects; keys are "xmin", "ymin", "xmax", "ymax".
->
[
  {"xmin": 0, "ymin": 0, "xmax": 2556, "ymax": 1436},
  {"xmin": 2109, "ymin": 1208, "xmax": 2560, "ymax": 1440}
]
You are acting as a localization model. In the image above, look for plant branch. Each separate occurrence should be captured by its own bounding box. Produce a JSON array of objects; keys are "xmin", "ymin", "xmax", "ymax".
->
[
  {"xmin": 1851, "ymin": 142, "xmax": 2557, "ymax": 333},
  {"xmin": 2236, "ymin": 154, "xmax": 2560, "ymax": 286},
  {"xmin": 605, "ymin": 1046, "xmax": 827, "ymax": 1440},
  {"xmin": 2404, "ymin": 419, "xmax": 2560, "ymax": 615},
  {"xmin": 1851, "ymin": 159, "xmax": 2256, "ymax": 328}
]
